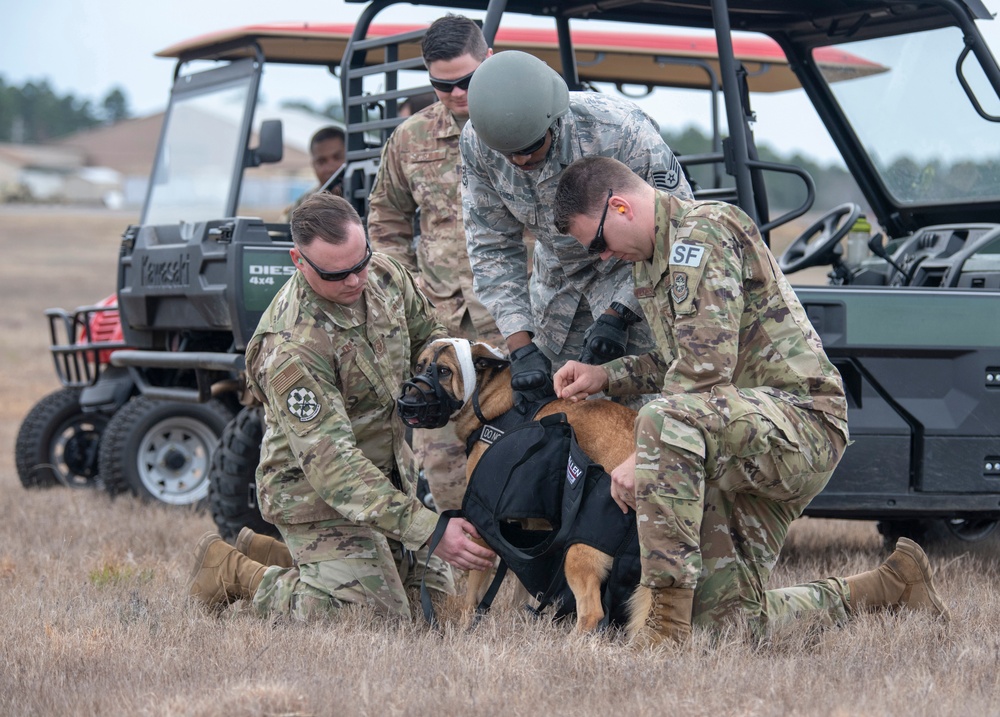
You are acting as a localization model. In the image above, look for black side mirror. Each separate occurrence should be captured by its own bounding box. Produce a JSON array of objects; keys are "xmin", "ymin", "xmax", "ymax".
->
[{"xmin": 246, "ymin": 119, "xmax": 283, "ymax": 167}]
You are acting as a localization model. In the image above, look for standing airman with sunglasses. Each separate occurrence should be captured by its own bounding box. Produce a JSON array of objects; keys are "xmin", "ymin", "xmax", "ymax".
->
[
  {"xmin": 460, "ymin": 50, "xmax": 694, "ymax": 412},
  {"xmin": 368, "ymin": 14, "xmax": 505, "ymax": 514},
  {"xmin": 187, "ymin": 193, "xmax": 496, "ymax": 621}
]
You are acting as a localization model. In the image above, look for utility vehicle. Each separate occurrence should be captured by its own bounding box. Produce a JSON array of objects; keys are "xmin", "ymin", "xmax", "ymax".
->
[{"xmin": 342, "ymin": 0, "xmax": 1000, "ymax": 550}]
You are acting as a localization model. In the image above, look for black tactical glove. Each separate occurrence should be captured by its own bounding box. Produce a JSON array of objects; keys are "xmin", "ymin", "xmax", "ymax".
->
[
  {"xmin": 579, "ymin": 302, "xmax": 643, "ymax": 365},
  {"xmin": 579, "ymin": 314, "xmax": 630, "ymax": 365},
  {"xmin": 509, "ymin": 343, "xmax": 556, "ymax": 413}
]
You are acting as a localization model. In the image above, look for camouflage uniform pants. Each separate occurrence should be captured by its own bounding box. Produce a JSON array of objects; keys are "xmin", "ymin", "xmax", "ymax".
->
[
  {"xmin": 252, "ymin": 520, "xmax": 454, "ymax": 621},
  {"xmin": 633, "ymin": 384, "xmax": 850, "ymax": 633},
  {"xmin": 413, "ymin": 423, "xmax": 467, "ymax": 512}
]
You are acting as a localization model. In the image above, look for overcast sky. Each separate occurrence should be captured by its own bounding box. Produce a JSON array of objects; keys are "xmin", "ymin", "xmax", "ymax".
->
[{"xmin": 2, "ymin": 0, "xmax": 999, "ymax": 163}]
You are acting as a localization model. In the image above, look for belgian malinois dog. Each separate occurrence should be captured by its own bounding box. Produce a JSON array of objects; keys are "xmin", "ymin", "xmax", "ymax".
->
[{"xmin": 398, "ymin": 338, "xmax": 643, "ymax": 633}]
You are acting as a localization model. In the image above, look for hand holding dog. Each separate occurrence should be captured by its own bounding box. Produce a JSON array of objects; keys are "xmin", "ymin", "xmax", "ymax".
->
[
  {"xmin": 610, "ymin": 452, "xmax": 637, "ymax": 513},
  {"xmin": 433, "ymin": 517, "xmax": 497, "ymax": 572},
  {"xmin": 554, "ymin": 360, "xmax": 610, "ymax": 402}
]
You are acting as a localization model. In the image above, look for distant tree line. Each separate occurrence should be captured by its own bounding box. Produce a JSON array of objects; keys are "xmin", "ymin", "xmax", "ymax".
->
[
  {"xmin": 280, "ymin": 99, "xmax": 344, "ymax": 123},
  {"xmin": 662, "ymin": 125, "xmax": 866, "ymax": 213},
  {"xmin": 0, "ymin": 75, "xmax": 131, "ymax": 144}
]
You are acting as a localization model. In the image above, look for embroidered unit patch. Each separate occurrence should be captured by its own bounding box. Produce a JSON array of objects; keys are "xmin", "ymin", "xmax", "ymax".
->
[
  {"xmin": 671, "ymin": 272, "xmax": 690, "ymax": 304},
  {"xmin": 287, "ymin": 387, "xmax": 321, "ymax": 422}
]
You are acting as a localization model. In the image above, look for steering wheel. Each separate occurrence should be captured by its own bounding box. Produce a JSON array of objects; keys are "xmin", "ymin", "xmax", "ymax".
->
[{"xmin": 777, "ymin": 203, "xmax": 862, "ymax": 274}]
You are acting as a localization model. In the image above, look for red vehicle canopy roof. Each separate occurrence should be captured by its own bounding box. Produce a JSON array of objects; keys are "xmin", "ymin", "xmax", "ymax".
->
[{"xmin": 156, "ymin": 23, "xmax": 883, "ymax": 93}]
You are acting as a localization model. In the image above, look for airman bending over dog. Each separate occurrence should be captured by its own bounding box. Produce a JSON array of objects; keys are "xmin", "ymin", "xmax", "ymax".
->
[
  {"xmin": 552, "ymin": 156, "xmax": 949, "ymax": 646},
  {"xmin": 461, "ymin": 50, "xmax": 694, "ymax": 412},
  {"xmin": 186, "ymin": 193, "xmax": 494, "ymax": 621}
]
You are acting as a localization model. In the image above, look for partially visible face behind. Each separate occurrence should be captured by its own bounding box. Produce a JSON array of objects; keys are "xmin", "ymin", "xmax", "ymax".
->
[
  {"xmin": 311, "ymin": 137, "xmax": 346, "ymax": 185},
  {"xmin": 291, "ymin": 221, "xmax": 370, "ymax": 306},
  {"xmin": 427, "ymin": 51, "xmax": 488, "ymax": 119}
]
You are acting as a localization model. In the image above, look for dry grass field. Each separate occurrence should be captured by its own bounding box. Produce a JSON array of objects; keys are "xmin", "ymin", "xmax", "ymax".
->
[{"xmin": 1, "ymin": 206, "xmax": 998, "ymax": 717}]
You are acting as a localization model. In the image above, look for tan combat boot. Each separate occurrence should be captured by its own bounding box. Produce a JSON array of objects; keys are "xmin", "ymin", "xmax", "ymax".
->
[
  {"xmin": 628, "ymin": 585, "xmax": 694, "ymax": 647},
  {"xmin": 187, "ymin": 532, "xmax": 267, "ymax": 609},
  {"xmin": 235, "ymin": 527, "xmax": 294, "ymax": 568},
  {"xmin": 845, "ymin": 538, "xmax": 949, "ymax": 621}
]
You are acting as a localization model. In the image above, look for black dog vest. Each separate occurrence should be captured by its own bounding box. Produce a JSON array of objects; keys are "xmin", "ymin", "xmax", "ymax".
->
[{"xmin": 461, "ymin": 413, "xmax": 640, "ymax": 628}]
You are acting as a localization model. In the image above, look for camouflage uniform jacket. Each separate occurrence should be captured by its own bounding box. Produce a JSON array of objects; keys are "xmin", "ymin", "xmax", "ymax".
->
[
  {"xmin": 368, "ymin": 102, "xmax": 497, "ymax": 339},
  {"xmin": 460, "ymin": 92, "xmax": 694, "ymax": 355},
  {"xmin": 245, "ymin": 254, "xmax": 445, "ymax": 550},
  {"xmin": 604, "ymin": 192, "xmax": 849, "ymax": 425}
]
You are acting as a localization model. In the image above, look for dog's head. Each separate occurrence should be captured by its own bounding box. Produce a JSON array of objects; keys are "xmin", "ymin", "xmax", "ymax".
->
[{"xmin": 397, "ymin": 338, "xmax": 508, "ymax": 429}]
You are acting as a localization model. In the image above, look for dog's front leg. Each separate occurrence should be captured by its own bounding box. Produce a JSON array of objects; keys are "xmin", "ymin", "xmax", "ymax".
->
[
  {"xmin": 462, "ymin": 536, "xmax": 496, "ymax": 620},
  {"xmin": 565, "ymin": 545, "xmax": 613, "ymax": 633}
]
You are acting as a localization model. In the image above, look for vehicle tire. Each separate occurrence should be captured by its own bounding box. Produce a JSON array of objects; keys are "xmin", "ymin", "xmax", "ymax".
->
[
  {"xmin": 877, "ymin": 518, "xmax": 999, "ymax": 553},
  {"xmin": 15, "ymin": 387, "xmax": 109, "ymax": 489},
  {"xmin": 98, "ymin": 396, "xmax": 234, "ymax": 506},
  {"xmin": 208, "ymin": 406, "xmax": 280, "ymax": 541}
]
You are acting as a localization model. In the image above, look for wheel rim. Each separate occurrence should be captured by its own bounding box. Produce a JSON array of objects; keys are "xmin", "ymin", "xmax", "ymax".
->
[
  {"xmin": 135, "ymin": 415, "xmax": 218, "ymax": 505},
  {"xmin": 50, "ymin": 415, "xmax": 108, "ymax": 488},
  {"xmin": 944, "ymin": 518, "xmax": 998, "ymax": 542}
]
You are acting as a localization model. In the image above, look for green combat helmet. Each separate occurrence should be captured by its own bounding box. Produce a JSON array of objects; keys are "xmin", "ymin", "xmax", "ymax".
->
[{"xmin": 467, "ymin": 50, "xmax": 570, "ymax": 153}]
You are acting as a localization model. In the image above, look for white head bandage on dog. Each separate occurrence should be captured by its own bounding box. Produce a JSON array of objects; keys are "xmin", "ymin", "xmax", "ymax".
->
[{"xmin": 436, "ymin": 338, "xmax": 479, "ymax": 404}]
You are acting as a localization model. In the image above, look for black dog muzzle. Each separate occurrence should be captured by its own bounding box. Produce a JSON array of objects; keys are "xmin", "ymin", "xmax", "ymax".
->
[
  {"xmin": 397, "ymin": 363, "xmax": 463, "ymax": 429},
  {"xmin": 397, "ymin": 339, "xmax": 509, "ymax": 429}
]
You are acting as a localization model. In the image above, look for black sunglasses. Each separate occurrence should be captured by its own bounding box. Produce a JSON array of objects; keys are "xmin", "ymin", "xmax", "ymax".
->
[
  {"xmin": 587, "ymin": 189, "xmax": 614, "ymax": 255},
  {"xmin": 508, "ymin": 132, "xmax": 548, "ymax": 158},
  {"xmin": 298, "ymin": 240, "xmax": 373, "ymax": 282},
  {"xmin": 428, "ymin": 70, "xmax": 475, "ymax": 93}
]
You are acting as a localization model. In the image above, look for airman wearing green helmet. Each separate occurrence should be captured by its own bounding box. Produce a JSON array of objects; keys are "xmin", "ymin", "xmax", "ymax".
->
[{"xmin": 461, "ymin": 50, "xmax": 693, "ymax": 411}]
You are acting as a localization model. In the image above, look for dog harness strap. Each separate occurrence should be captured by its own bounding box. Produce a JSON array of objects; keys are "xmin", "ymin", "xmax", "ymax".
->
[
  {"xmin": 464, "ymin": 398, "xmax": 559, "ymax": 456},
  {"xmin": 419, "ymin": 509, "xmax": 464, "ymax": 628},
  {"xmin": 472, "ymin": 559, "xmax": 509, "ymax": 626},
  {"xmin": 471, "ymin": 388, "xmax": 490, "ymax": 426}
]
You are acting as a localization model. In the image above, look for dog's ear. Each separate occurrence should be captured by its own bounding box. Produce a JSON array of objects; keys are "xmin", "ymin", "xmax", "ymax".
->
[
  {"xmin": 473, "ymin": 357, "xmax": 509, "ymax": 371},
  {"xmin": 471, "ymin": 341, "xmax": 507, "ymax": 360},
  {"xmin": 470, "ymin": 341, "xmax": 509, "ymax": 371}
]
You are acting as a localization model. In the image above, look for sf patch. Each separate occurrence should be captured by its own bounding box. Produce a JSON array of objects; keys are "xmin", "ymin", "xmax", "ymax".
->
[
  {"xmin": 671, "ymin": 272, "xmax": 690, "ymax": 304},
  {"xmin": 287, "ymin": 387, "xmax": 321, "ymax": 422},
  {"xmin": 669, "ymin": 243, "xmax": 706, "ymax": 268}
]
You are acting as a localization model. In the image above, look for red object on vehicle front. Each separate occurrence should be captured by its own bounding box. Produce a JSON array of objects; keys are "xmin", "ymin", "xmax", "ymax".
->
[{"xmin": 82, "ymin": 294, "xmax": 125, "ymax": 365}]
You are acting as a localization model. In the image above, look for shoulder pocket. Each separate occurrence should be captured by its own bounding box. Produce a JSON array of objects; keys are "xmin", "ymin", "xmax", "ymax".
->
[{"xmin": 411, "ymin": 149, "xmax": 448, "ymax": 163}]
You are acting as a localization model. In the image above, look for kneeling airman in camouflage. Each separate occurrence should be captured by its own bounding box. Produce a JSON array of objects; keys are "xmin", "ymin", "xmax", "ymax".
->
[
  {"xmin": 186, "ymin": 194, "xmax": 495, "ymax": 620},
  {"xmin": 552, "ymin": 157, "xmax": 949, "ymax": 646}
]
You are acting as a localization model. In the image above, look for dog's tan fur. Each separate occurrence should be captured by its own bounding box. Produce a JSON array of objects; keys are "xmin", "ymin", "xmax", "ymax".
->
[{"xmin": 411, "ymin": 339, "xmax": 641, "ymax": 633}]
